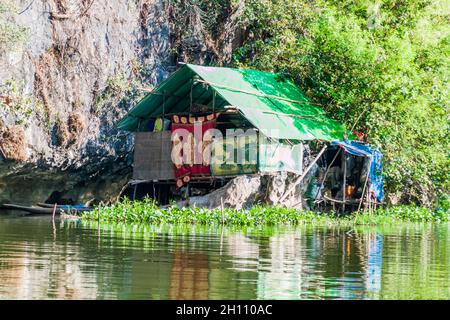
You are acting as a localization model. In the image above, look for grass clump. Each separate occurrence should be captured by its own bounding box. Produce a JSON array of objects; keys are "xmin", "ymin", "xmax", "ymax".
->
[
  {"xmin": 0, "ymin": 80, "xmax": 46, "ymax": 125},
  {"xmin": 81, "ymin": 197, "xmax": 450, "ymax": 226},
  {"xmin": 0, "ymin": 1, "xmax": 28, "ymax": 53}
]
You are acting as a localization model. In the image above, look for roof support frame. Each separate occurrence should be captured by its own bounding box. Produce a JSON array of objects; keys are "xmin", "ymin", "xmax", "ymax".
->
[
  {"xmin": 169, "ymin": 82, "xmax": 210, "ymax": 114},
  {"xmin": 149, "ymin": 79, "xmax": 194, "ymax": 117}
]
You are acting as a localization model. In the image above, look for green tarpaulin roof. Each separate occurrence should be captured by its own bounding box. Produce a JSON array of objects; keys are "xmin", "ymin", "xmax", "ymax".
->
[{"xmin": 117, "ymin": 64, "xmax": 352, "ymax": 141}]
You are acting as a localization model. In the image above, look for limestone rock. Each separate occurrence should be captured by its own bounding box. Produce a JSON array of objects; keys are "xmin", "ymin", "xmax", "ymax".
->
[{"xmin": 0, "ymin": 0, "xmax": 246, "ymax": 205}]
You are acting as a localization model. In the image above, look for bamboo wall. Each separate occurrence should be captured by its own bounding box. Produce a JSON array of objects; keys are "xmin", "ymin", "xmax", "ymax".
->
[{"xmin": 133, "ymin": 131, "xmax": 174, "ymax": 181}]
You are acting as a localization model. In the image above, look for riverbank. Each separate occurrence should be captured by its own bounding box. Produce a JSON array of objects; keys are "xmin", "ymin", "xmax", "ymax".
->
[{"xmin": 81, "ymin": 197, "xmax": 450, "ymax": 226}]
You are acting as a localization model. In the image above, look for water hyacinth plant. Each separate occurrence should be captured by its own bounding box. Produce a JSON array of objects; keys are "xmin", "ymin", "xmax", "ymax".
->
[{"xmin": 81, "ymin": 197, "xmax": 450, "ymax": 226}]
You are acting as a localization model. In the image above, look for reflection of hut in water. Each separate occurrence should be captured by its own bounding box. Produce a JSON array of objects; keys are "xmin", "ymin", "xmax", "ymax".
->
[
  {"xmin": 0, "ymin": 248, "xmax": 28, "ymax": 298},
  {"xmin": 365, "ymin": 233, "xmax": 383, "ymax": 298},
  {"xmin": 0, "ymin": 219, "xmax": 98, "ymax": 299},
  {"xmin": 207, "ymin": 234, "xmax": 259, "ymax": 299},
  {"xmin": 0, "ymin": 244, "xmax": 99, "ymax": 299},
  {"xmin": 128, "ymin": 251, "xmax": 173, "ymax": 299},
  {"xmin": 320, "ymin": 230, "xmax": 367, "ymax": 299},
  {"xmin": 256, "ymin": 233, "xmax": 308, "ymax": 299},
  {"xmin": 227, "ymin": 234, "xmax": 259, "ymax": 270},
  {"xmin": 208, "ymin": 266, "xmax": 258, "ymax": 300},
  {"xmin": 169, "ymin": 250, "xmax": 209, "ymax": 299}
]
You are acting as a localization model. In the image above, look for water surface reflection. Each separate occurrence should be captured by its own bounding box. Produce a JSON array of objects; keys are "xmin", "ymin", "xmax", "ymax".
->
[{"xmin": 0, "ymin": 215, "xmax": 448, "ymax": 299}]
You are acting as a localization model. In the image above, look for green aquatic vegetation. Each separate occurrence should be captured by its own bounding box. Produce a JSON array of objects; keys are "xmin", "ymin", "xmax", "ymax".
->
[
  {"xmin": 81, "ymin": 197, "xmax": 450, "ymax": 226},
  {"xmin": 370, "ymin": 205, "xmax": 450, "ymax": 223}
]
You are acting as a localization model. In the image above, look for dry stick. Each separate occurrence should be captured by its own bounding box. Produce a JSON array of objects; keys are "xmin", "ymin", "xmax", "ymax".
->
[
  {"xmin": 220, "ymin": 197, "xmax": 225, "ymax": 225},
  {"xmin": 323, "ymin": 194, "xmax": 351, "ymax": 204},
  {"xmin": 279, "ymin": 145, "xmax": 327, "ymax": 204},
  {"xmin": 50, "ymin": 0, "xmax": 95, "ymax": 20},
  {"xmin": 18, "ymin": 0, "xmax": 35, "ymax": 15},
  {"xmin": 97, "ymin": 202, "xmax": 102, "ymax": 243},
  {"xmin": 52, "ymin": 203, "xmax": 57, "ymax": 240},
  {"xmin": 52, "ymin": 203, "xmax": 57, "ymax": 221},
  {"xmin": 0, "ymin": 144, "xmax": 7, "ymax": 159},
  {"xmin": 79, "ymin": 0, "xmax": 95, "ymax": 17},
  {"xmin": 219, "ymin": 226, "xmax": 224, "ymax": 256},
  {"xmin": 367, "ymin": 190, "xmax": 370, "ymax": 215},
  {"xmin": 350, "ymin": 107, "xmax": 369, "ymax": 132}
]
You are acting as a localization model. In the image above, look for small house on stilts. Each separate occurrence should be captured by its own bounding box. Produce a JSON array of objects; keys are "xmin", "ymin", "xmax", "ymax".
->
[{"xmin": 117, "ymin": 64, "xmax": 383, "ymax": 212}]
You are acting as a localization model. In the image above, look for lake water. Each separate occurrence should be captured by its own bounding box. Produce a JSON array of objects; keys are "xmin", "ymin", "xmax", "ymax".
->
[{"xmin": 0, "ymin": 214, "xmax": 448, "ymax": 299}]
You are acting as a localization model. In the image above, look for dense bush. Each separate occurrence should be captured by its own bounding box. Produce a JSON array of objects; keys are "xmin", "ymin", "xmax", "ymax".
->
[{"xmin": 233, "ymin": 0, "xmax": 449, "ymax": 206}]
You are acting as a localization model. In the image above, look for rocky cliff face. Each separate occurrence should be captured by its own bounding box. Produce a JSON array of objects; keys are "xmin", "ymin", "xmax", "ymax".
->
[{"xmin": 0, "ymin": 0, "xmax": 245, "ymax": 205}]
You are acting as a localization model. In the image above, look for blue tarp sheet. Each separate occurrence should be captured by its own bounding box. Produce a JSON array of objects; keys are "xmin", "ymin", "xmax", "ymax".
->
[{"xmin": 331, "ymin": 140, "xmax": 384, "ymax": 202}]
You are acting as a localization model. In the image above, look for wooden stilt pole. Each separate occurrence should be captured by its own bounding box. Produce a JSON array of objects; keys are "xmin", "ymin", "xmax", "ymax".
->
[
  {"xmin": 132, "ymin": 184, "xmax": 138, "ymax": 200},
  {"xmin": 314, "ymin": 148, "xmax": 342, "ymax": 202},
  {"xmin": 220, "ymin": 197, "xmax": 225, "ymax": 225},
  {"xmin": 354, "ymin": 162, "xmax": 371, "ymax": 224},
  {"xmin": 342, "ymin": 154, "xmax": 347, "ymax": 213},
  {"xmin": 357, "ymin": 164, "xmax": 371, "ymax": 213}
]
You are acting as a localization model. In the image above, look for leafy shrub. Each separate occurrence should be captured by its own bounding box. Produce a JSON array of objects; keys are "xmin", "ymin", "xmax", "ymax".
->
[{"xmin": 234, "ymin": 0, "xmax": 449, "ymax": 206}]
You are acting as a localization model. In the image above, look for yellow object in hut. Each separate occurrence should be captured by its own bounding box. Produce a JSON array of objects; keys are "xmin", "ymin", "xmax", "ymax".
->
[
  {"xmin": 154, "ymin": 117, "xmax": 163, "ymax": 132},
  {"xmin": 345, "ymin": 185, "xmax": 356, "ymax": 197}
]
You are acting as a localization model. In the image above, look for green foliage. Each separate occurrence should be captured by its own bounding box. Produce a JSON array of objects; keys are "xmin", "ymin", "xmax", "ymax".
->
[
  {"xmin": 169, "ymin": 0, "xmax": 236, "ymax": 36},
  {"xmin": 81, "ymin": 197, "xmax": 450, "ymax": 226},
  {"xmin": 93, "ymin": 68, "xmax": 146, "ymax": 113},
  {"xmin": 0, "ymin": 1, "xmax": 28, "ymax": 52},
  {"xmin": 234, "ymin": 0, "xmax": 449, "ymax": 206},
  {"xmin": 0, "ymin": 80, "xmax": 45, "ymax": 124},
  {"xmin": 167, "ymin": 0, "xmax": 240, "ymax": 64}
]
